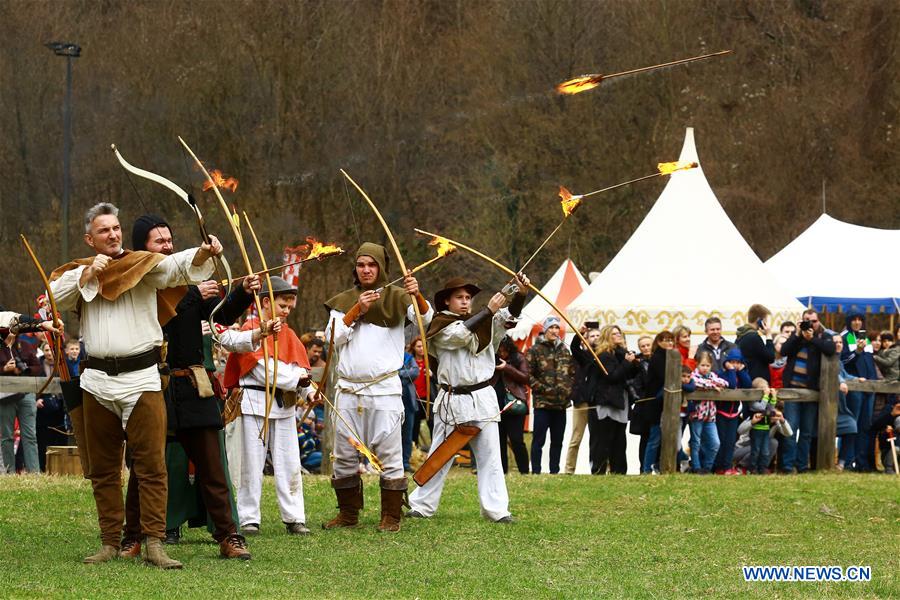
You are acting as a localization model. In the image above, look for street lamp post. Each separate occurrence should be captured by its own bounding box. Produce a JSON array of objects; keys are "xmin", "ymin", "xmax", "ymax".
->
[{"xmin": 44, "ymin": 41, "xmax": 81, "ymax": 266}]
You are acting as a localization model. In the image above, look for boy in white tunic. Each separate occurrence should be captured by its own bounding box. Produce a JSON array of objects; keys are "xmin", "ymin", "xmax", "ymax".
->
[
  {"xmin": 407, "ymin": 274, "xmax": 528, "ymax": 523},
  {"xmin": 222, "ymin": 276, "xmax": 315, "ymax": 536},
  {"xmin": 322, "ymin": 243, "xmax": 433, "ymax": 532}
]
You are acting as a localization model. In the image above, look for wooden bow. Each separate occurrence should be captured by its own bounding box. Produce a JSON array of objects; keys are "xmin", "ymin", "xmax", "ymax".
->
[
  {"xmin": 414, "ymin": 228, "xmax": 608, "ymax": 375},
  {"xmin": 177, "ymin": 136, "xmax": 274, "ymax": 443},
  {"xmin": 20, "ymin": 235, "xmax": 71, "ymax": 395},
  {"xmin": 242, "ymin": 211, "xmax": 279, "ymax": 444},
  {"xmin": 340, "ymin": 170, "xmax": 433, "ymax": 417}
]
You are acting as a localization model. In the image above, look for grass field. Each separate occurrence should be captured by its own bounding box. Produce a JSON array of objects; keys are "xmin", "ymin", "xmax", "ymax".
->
[{"xmin": 0, "ymin": 471, "xmax": 897, "ymax": 599}]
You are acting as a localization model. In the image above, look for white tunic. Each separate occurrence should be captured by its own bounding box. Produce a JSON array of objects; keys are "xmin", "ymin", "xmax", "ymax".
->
[
  {"xmin": 431, "ymin": 308, "xmax": 510, "ymax": 424},
  {"xmin": 239, "ymin": 358, "xmax": 312, "ymax": 420},
  {"xmin": 326, "ymin": 302, "xmax": 434, "ymax": 407},
  {"xmin": 50, "ymin": 248, "xmax": 213, "ymax": 422}
]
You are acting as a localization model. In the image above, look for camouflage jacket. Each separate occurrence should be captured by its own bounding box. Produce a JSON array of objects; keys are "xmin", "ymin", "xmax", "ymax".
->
[{"xmin": 527, "ymin": 338, "xmax": 575, "ymax": 409}]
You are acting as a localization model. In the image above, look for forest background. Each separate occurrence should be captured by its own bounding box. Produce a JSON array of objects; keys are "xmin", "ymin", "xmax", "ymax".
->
[{"xmin": 1, "ymin": 0, "xmax": 897, "ymax": 333}]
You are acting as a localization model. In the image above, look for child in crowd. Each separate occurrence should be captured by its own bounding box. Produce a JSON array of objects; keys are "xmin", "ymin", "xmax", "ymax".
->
[
  {"xmin": 687, "ymin": 352, "xmax": 726, "ymax": 473},
  {"xmin": 747, "ymin": 386, "xmax": 779, "ymax": 473},
  {"xmin": 733, "ymin": 394, "xmax": 790, "ymax": 473},
  {"xmin": 642, "ymin": 365, "xmax": 695, "ymax": 474},
  {"xmin": 714, "ymin": 347, "xmax": 752, "ymax": 474},
  {"xmin": 874, "ymin": 332, "xmax": 899, "ymax": 381}
]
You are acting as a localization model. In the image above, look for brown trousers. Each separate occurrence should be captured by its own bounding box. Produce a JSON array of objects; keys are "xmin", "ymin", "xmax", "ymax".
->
[
  {"xmin": 124, "ymin": 427, "xmax": 237, "ymax": 542},
  {"xmin": 67, "ymin": 405, "xmax": 91, "ymax": 479},
  {"xmin": 83, "ymin": 391, "xmax": 167, "ymax": 546}
]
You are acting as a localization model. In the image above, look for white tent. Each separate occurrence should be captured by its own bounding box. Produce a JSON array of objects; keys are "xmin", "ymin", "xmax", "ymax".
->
[
  {"xmin": 567, "ymin": 127, "xmax": 806, "ymax": 342},
  {"xmin": 509, "ymin": 258, "xmax": 589, "ymax": 347},
  {"xmin": 765, "ymin": 213, "xmax": 900, "ymax": 315}
]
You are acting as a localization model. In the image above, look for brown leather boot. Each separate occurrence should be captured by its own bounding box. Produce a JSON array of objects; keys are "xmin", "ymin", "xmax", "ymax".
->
[
  {"xmin": 118, "ymin": 537, "xmax": 142, "ymax": 559},
  {"xmin": 143, "ymin": 537, "xmax": 183, "ymax": 569},
  {"xmin": 377, "ymin": 477, "xmax": 409, "ymax": 533},
  {"xmin": 322, "ymin": 475, "xmax": 363, "ymax": 530},
  {"xmin": 219, "ymin": 534, "xmax": 251, "ymax": 560},
  {"xmin": 83, "ymin": 544, "xmax": 119, "ymax": 564}
]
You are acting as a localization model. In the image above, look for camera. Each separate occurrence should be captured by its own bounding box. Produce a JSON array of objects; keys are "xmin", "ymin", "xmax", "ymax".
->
[
  {"xmin": 800, "ymin": 320, "xmax": 814, "ymax": 332},
  {"xmin": 749, "ymin": 400, "xmax": 776, "ymax": 419}
]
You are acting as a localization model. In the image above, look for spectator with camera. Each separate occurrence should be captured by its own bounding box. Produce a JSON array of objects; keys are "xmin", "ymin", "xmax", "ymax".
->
[
  {"xmin": 0, "ymin": 331, "xmax": 43, "ymax": 473},
  {"xmin": 527, "ymin": 316, "xmax": 574, "ymax": 474},
  {"xmin": 840, "ymin": 312, "xmax": 878, "ymax": 472},
  {"xmin": 779, "ymin": 309, "xmax": 836, "ymax": 473},
  {"xmin": 694, "ymin": 317, "xmax": 735, "ymax": 372},
  {"xmin": 567, "ymin": 325, "xmax": 600, "ymax": 474}
]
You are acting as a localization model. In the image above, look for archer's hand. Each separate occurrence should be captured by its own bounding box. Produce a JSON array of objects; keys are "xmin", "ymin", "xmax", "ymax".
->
[
  {"xmin": 403, "ymin": 272, "xmax": 419, "ymax": 296},
  {"xmin": 39, "ymin": 320, "xmax": 62, "ymax": 335},
  {"xmin": 358, "ymin": 290, "xmax": 381, "ymax": 315},
  {"xmin": 487, "ymin": 292, "xmax": 506, "ymax": 314},
  {"xmin": 242, "ymin": 274, "xmax": 261, "ymax": 294},
  {"xmin": 87, "ymin": 254, "xmax": 111, "ymax": 280},
  {"xmin": 193, "ymin": 235, "xmax": 223, "ymax": 265},
  {"xmin": 260, "ymin": 319, "xmax": 282, "ymax": 338},
  {"xmin": 197, "ymin": 280, "xmax": 220, "ymax": 300},
  {"xmin": 514, "ymin": 272, "xmax": 530, "ymax": 294}
]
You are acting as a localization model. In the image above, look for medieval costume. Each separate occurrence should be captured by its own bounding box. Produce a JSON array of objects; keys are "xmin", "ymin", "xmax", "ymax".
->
[
  {"xmin": 50, "ymin": 227, "xmax": 215, "ymax": 569},
  {"xmin": 407, "ymin": 277, "xmax": 524, "ymax": 522},
  {"xmin": 322, "ymin": 242, "xmax": 433, "ymax": 532},
  {"xmin": 120, "ymin": 215, "xmax": 252, "ymax": 561},
  {"xmin": 223, "ymin": 276, "xmax": 314, "ymax": 536}
]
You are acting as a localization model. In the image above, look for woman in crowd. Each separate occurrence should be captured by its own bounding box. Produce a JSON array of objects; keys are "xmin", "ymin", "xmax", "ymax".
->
[
  {"xmin": 588, "ymin": 325, "xmax": 640, "ymax": 474},
  {"xmin": 36, "ymin": 340, "xmax": 69, "ymax": 471},
  {"xmin": 400, "ymin": 340, "xmax": 421, "ymax": 473},
  {"xmin": 627, "ymin": 335, "xmax": 653, "ymax": 471},
  {"xmin": 672, "ymin": 325, "xmax": 695, "ymax": 370},
  {"xmin": 410, "ymin": 337, "xmax": 433, "ymax": 448},
  {"xmin": 640, "ymin": 330, "xmax": 676, "ymax": 473},
  {"xmin": 493, "ymin": 336, "xmax": 530, "ymax": 474}
]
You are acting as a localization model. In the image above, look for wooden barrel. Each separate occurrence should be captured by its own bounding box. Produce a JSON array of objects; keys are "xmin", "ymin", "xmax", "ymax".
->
[{"xmin": 46, "ymin": 446, "xmax": 83, "ymax": 476}]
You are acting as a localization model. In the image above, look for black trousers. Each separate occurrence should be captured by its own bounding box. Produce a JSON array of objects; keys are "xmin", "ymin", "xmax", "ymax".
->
[
  {"xmin": 588, "ymin": 413, "xmax": 627, "ymax": 474},
  {"xmin": 498, "ymin": 412, "xmax": 529, "ymax": 474}
]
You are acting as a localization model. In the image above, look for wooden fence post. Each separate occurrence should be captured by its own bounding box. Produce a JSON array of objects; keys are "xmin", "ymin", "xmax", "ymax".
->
[
  {"xmin": 816, "ymin": 354, "xmax": 839, "ymax": 471},
  {"xmin": 660, "ymin": 349, "xmax": 683, "ymax": 474}
]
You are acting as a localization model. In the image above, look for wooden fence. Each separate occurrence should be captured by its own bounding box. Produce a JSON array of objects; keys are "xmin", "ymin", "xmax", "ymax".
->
[{"xmin": 660, "ymin": 349, "xmax": 900, "ymax": 473}]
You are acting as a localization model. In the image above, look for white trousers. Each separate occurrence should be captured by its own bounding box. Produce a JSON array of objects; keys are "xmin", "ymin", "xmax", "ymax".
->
[
  {"xmin": 408, "ymin": 419, "xmax": 510, "ymax": 521},
  {"xmin": 237, "ymin": 414, "xmax": 305, "ymax": 526},
  {"xmin": 224, "ymin": 418, "xmax": 243, "ymax": 491},
  {"xmin": 332, "ymin": 391, "xmax": 404, "ymax": 480}
]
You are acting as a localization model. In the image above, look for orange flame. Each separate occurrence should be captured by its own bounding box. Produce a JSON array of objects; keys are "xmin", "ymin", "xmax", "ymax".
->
[
  {"xmin": 305, "ymin": 237, "xmax": 343, "ymax": 260},
  {"xmin": 657, "ymin": 161, "xmax": 698, "ymax": 175},
  {"xmin": 202, "ymin": 169, "xmax": 239, "ymax": 193},
  {"xmin": 348, "ymin": 436, "xmax": 384, "ymax": 472},
  {"xmin": 559, "ymin": 186, "xmax": 583, "ymax": 217},
  {"xmin": 428, "ymin": 236, "xmax": 456, "ymax": 257},
  {"xmin": 556, "ymin": 74, "xmax": 603, "ymax": 95}
]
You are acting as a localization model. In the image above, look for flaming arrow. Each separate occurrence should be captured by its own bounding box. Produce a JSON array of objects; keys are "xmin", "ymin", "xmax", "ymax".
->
[
  {"xmin": 413, "ymin": 228, "xmax": 608, "ymax": 375},
  {"xmin": 377, "ymin": 236, "xmax": 457, "ymax": 291},
  {"xmin": 556, "ymin": 50, "xmax": 732, "ymax": 95},
  {"xmin": 517, "ymin": 161, "xmax": 698, "ymax": 273}
]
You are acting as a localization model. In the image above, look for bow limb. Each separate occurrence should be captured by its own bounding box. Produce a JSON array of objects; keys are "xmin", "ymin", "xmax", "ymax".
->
[
  {"xmin": 110, "ymin": 143, "xmax": 232, "ymax": 340},
  {"xmin": 413, "ymin": 228, "xmax": 608, "ymax": 375},
  {"xmin": 20, "ymin": 235, "xmax": 71, "ymax": 397},
  {"xmin": 177, "ymin": 136, "xmax": 272, "ymax": 442},
  {"xmin": 242, "ymin": 212, "xmax": 279, "ymax": 443},
  {"xmin": 340, "ymin": 170, "xmax": 433, "ymax": 418}
]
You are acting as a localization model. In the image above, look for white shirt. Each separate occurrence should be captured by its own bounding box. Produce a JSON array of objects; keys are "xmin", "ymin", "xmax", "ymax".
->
[
  {"xmin": 431, "ymin": 308, "xmax": 510, "ymax": 424},
  {"xmin": 326, "ymin": 302, "xmax": 434, "ymax": 402},
  {"xmin": 239, "ymin": 358, "xmax": 312, "ymax": 419},
  {"xmin": 50, "ymin": 248, "xmax": 214, "ymax": 404}
]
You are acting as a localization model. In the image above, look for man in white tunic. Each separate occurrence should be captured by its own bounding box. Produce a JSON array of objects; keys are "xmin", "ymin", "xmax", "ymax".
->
[
  {"xmin": 407, "ymin": 275, "xmax": 528, "ymax": 523},
  {"xmin": 50, "ymin": 203, "xmax": 220, "ymax": 568},
  {"xmin": 322, "ymin": 243, "xmax": 433, "ymax": 532},
  {"xmin": 222, "ymin": 276, "xmax": 315, "ymax": 536}
]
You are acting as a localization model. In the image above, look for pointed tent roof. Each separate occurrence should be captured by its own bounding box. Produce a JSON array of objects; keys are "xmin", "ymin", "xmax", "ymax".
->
[
  {"xmin": 568, "ymin": 128, "xmax": 805, "ymax": 336},
  {"xmin": 765, "ymin": 213, "xmax": 900, "ymax": 314},
  {"xmin": 509, "ymin": 258, "xmax": 589, "ymax": 342}
]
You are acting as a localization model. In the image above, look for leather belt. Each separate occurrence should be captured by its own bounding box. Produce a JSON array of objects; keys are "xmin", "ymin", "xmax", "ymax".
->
[
  {"xmin": 244, "ymin": 384, "xmax": 284, "ymax": 408},
  {"xmin": 83, "ymin": 347, "xmax": 161, "ymax": 377},
  {"xmin": 439, "ymin": 380, "xmax": 492, "ymax": 395}
]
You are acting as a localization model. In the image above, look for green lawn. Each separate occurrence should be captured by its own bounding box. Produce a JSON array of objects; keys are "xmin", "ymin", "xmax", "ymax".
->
[{"xmin": 0, "ymin": 471, "xmax": 897, "ymax": 599}]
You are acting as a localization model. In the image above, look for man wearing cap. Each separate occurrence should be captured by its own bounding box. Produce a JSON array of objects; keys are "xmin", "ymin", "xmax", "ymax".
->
[
  {"xmin": 119, "ymin": 215, "xmax": 256, "ymax": 561},
  {"xmin": 406, "ymin": 274, "xmax": 528, "ymax": 522},
  {"xmin": 322, "ymin": 243, "xmax": 433, "ymax": 533},
  {"xmin": 527, "ymin": 316, "xmax": 575, "ymax": 474},
  {"xmin": 49, "ymin": 202, "xmax": 220, "ymax": 568},
  {"xmin": 223, "ymin": 276, "xmax": 315, "ymax": 536}
]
